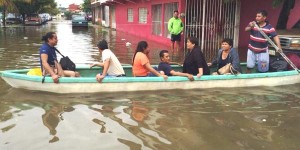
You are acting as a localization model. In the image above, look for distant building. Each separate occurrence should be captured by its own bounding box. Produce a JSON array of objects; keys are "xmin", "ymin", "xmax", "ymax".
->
[
  {"xmin": 91, "ymin": 0, "xmax": 109, "ymax": 27},
  {"xmin": 69, "ymin": 3, "xmax": 81, "ymax": 13}
]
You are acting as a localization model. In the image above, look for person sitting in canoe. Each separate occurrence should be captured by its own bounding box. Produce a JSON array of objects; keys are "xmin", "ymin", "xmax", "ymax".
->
[
  {"xmin": 158, "ymin": 50, "xmax": 194, "ymax": 81},
  {"xmin": 132, "ymin": 41, "xmax": 168, "ymax": 79},
  {"xmin": 90, "ymin": 39, "xmax": 125, "ymax": 83},
  {"xmin": 183, "ymin": 37, "xmax": 210, "ymax": 78},
  {"xmin": 208, "ymin": 38, "xmax": 242, "ymax": 74},
  {"xmin": 40, "ymin": 32, "xmax": 80, "ymax": 83}
]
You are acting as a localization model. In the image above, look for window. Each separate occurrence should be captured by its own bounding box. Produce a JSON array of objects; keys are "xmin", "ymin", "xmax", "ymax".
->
[
  {"xmin": 152, "ymin": 4, "xmax": 162, "ymax": 36},
  {"xmin": 139, "ymin": 8, "xmax": 147, "ymax": 24},
  {"xmin": 128, "ymin": 8, "xmax": 133, "ymax": 22},
  {"xmin": 102, "ymin": 5, "xmax": 105, "ymax": 21}
]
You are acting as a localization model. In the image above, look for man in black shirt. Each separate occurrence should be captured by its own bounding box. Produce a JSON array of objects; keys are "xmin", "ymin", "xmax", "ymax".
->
[{"xmin": 158, "ymin": 50, "xmax": 194, "ymax": 81}]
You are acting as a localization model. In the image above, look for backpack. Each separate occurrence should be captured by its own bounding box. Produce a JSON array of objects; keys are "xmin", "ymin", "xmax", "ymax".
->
[
  {"xmin": 55, "ymin": 48, "xmax": 76, "ymax": 71},
  {"xmin": 59, "ymin": 56, "xmax": 76, "ymax": 71},
  {"xmin": 269, "ymin": 56, "xmax": 288, "ymax": 72}
]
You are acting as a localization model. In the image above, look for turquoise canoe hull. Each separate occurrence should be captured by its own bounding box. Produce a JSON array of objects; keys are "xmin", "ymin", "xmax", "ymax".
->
[{"xmin": 1, "ymin": 65, "xmax": 300, "ymax": 93}]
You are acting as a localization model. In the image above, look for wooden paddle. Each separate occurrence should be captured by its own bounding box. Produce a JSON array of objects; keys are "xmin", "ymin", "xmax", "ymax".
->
[{"xmin": 254, "ymin": 23, "xmax": 300, "ymax": 73}]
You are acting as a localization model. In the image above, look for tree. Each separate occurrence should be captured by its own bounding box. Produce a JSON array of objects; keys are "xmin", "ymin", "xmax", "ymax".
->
[
  {"xmin": 0, "ymin": 0, "xmax": 17, "ymax": 27},
  {"xmin": 273, "ymin": 0, "xmax": 296, "ymax": 29},
  {"xmin": 0, "ymin": 0, "xmax": 32, "ymax": 26},
  {"xmin": 82, "ymin": 0, "xmax": 91, "ymax": 13},
  {"xmin": 13, "ymin": 0, "xmax": 58, "ymax": 24}
]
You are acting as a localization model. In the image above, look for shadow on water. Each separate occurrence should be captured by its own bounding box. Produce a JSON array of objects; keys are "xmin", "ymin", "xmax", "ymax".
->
[
  {"xmin": 0, "ymin": 83, "xmax": 300, "ymax": 149},
  {"xmin": 1, "ymin": 21, "xmax": 300, "ymax": 149}
]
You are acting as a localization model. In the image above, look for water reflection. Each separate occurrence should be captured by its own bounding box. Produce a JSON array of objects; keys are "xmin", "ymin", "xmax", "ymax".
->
[
  {"xmin": 1, "ymin": 21, "xmax": 300, "ymax": 149},
  {"xmin": 0, "ymin": 84, "xmax": 300, "ymax": 149},
  {"xmin": 42, "ymin": 104, "xmax": 75, "ymax": 143},
  {"xmin": 0, "ymin": 20, "xmax": 175, "ymax": 70}
]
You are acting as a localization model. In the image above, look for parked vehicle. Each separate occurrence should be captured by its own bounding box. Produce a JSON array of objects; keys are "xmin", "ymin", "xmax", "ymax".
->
[
  {"xmin": 86, "ymin": 14, "xmax": 92, "ymax": 21},
  {"xmin": 269, "ymin": 35, "xmax": 300, "ymax": 56},
  {"xmin": 39, "ymin": 14, "xmax": 47, "ymax": 24},
  {"xmin": 72, "ymin": 16, "xmax": 88, "ymax": 28},
  {"xmin": 4, "ymin": 13, "xmax": 22, "ymax": 25},
  {"xmin": 52, "ymin": 15, "xmax": 57, "ymax": 20},
  {"xmin": 43, "ymin": 13, "xmax": 52, "ymax": 21},
  {"xmin": 25, "ymin": 14, "xmax": 42, "ymax": 25},
  {"xmin": 5, "ymin": 17, "xmax": 22, "ymax": 24}
]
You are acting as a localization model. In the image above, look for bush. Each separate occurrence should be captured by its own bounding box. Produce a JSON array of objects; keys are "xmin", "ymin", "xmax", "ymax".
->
[{"xmin": 64, "ymin": 11, "xmax": 73, "ymax": 20}]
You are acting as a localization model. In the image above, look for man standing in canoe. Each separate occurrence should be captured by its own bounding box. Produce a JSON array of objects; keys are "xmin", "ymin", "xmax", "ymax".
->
[{"xmin": 245, "ymin": 10, "xmax": 282, "ymax": 73}]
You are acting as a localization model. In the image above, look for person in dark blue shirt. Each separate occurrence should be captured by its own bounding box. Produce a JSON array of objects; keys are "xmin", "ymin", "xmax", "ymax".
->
[
  {"xmin": 40, "ymin": 32, "xmax": 79, "ymax": 83},
  {"xmin": 158, "ymin": 50, "xmax": 194, "ymax": 81}
]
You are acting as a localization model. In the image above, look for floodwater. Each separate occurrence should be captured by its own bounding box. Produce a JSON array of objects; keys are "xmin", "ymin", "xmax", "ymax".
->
[{"xmin": 1, "ymin": 21, "xmax": 300, "ymax": 150}]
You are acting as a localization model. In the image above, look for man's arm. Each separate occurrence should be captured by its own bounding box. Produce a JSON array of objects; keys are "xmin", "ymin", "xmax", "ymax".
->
[
  {"xmin": 245, "ymin": 21, "xmax": 255, "ymax": 32},
  {"xmin": 145, "ymin": 63, "xmax": 168, "ymax": 80},
  {"xmin": 197, "ymin": 68, "xmax": 203, "ymax": 78},
  {"xmin": 170, "ymin": 70, "xmax": 194, "ymax": 81},
  {"xmin": 179, "ymin": 21, "xmax": 184, "ymax": 34},
  {"xmin": 168, "ymin": 18, "xmax": 173, "ymax": 33},
  {"xmin": 273, "ymin": 35, "xmax": 282, "ymax": 50},
  {"xmin": 101, "ymin": 58, "xmax": 110, "ymax": 76},
  {"xmin": 169, "ymin": 61, "xmax": 182, "ymax": 66},
  {"xmin": 90, "ymin": 62, "xmax": 104, "ymax": 68},
  {"xmin": 96, "ymin": 58, "xmax": 110, "ymax": 83}
]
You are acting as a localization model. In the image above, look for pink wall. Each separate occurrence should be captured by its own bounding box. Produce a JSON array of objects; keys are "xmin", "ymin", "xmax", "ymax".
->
[
  {"xmin": 115, "ymin": 0, "xmax": 185, "ymax": 46},
  {"xmin": 114, "ymin": 0, "xmax": 300, "ymax": 51},
  {"xmin": 239, "ymin": 0, "xmax": 281, "ymax": 49},
  {"xmin": 287, "ymin": 1, "xmax": 300, "ymax": 29}
]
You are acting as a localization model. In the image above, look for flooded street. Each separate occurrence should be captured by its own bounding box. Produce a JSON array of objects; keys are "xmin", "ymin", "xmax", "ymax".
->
[{"xmin": 1, "ymin": 21, "xmax": 300, "ymax": 150}]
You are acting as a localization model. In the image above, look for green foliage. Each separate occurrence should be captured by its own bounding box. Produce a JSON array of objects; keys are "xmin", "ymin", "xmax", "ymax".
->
[
  {"xmin": 13, "ymin": 0, "xmax": 32, "ymax": 14},
  {"xmin": 13, "ymin": 0, "xmax": 58, "ymax": 14},
  {"xmin": 64, "ymin": 11, "xmax": 73, "ymax": 20},
  {"xmin": 82, "ymin": 0, "xmax": 91, "ymax": 13},
  {"xmin": 0, "ymin": 0, "xmax": 17, "ymax": 12}
]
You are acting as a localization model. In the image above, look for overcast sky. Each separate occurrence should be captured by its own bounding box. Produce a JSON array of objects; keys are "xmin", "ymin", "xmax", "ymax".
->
[{"xmin": 55, "ymin": 0, "xmax": 83, "ymax": 8}]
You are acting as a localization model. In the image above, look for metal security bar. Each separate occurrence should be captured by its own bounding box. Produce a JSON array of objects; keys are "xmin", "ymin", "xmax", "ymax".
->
[{"xmin": 184, "ymin": 0, "xmax": 240, "ymax": 61}]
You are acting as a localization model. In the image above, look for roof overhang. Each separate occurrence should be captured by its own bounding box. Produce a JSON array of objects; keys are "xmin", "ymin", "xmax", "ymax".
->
[{"xmin": 91, "ymin": 0, "xmax": 149, "ymax": 6}]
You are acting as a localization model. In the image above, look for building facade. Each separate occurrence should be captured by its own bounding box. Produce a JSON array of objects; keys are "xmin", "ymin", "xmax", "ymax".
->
[
  {"xmin": 91, "ymin": 0, "xmax": 300, "ymax": 61},
  {"xmin": 69, "ymin": 3, "xmax": 81, "ymax": 13}
]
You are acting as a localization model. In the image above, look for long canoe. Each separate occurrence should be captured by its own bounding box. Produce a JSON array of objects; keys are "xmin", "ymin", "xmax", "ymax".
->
[{"xmin": 1, "ymin": 64, "xmax": 300, "ymax": 93}]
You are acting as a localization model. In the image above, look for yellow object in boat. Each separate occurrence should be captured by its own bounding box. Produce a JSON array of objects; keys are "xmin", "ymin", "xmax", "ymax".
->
[{"xmin": 27, "ymin": 68, "xmax": 43, "ymax": 76}]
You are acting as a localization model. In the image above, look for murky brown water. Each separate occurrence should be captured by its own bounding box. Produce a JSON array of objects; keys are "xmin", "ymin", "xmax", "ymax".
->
[{"xmin": 1, "ymin": 21, "xmax": 300, "ymax": 150}]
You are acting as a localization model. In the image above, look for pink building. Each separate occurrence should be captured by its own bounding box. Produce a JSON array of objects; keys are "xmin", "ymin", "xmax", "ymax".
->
[
  {"xmin": 69, "ymin": 3, "xmax": 81, "ymax": 13},
  {"xmin": 239, "ymin": 0, "xmax": 300, "ymax": 50},
  {"xmin": 91, "ymin": 0, "xmax": 300, "ymax": 61},
  {"xmin": 114, "ymin": 0, "xmax": 185, "ymax": 46}
]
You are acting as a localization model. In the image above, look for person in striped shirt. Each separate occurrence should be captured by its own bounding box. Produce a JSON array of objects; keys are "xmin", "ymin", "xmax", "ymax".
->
[{"xmin": 245, "ymin": 10, "xmax": 281, "ymax": 73}]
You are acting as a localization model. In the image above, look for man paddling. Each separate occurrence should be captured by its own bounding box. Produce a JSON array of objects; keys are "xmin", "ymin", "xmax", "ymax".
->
[{"xmin": 245, "ymin": 10, "xmax": 282, "ymax": 73}]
